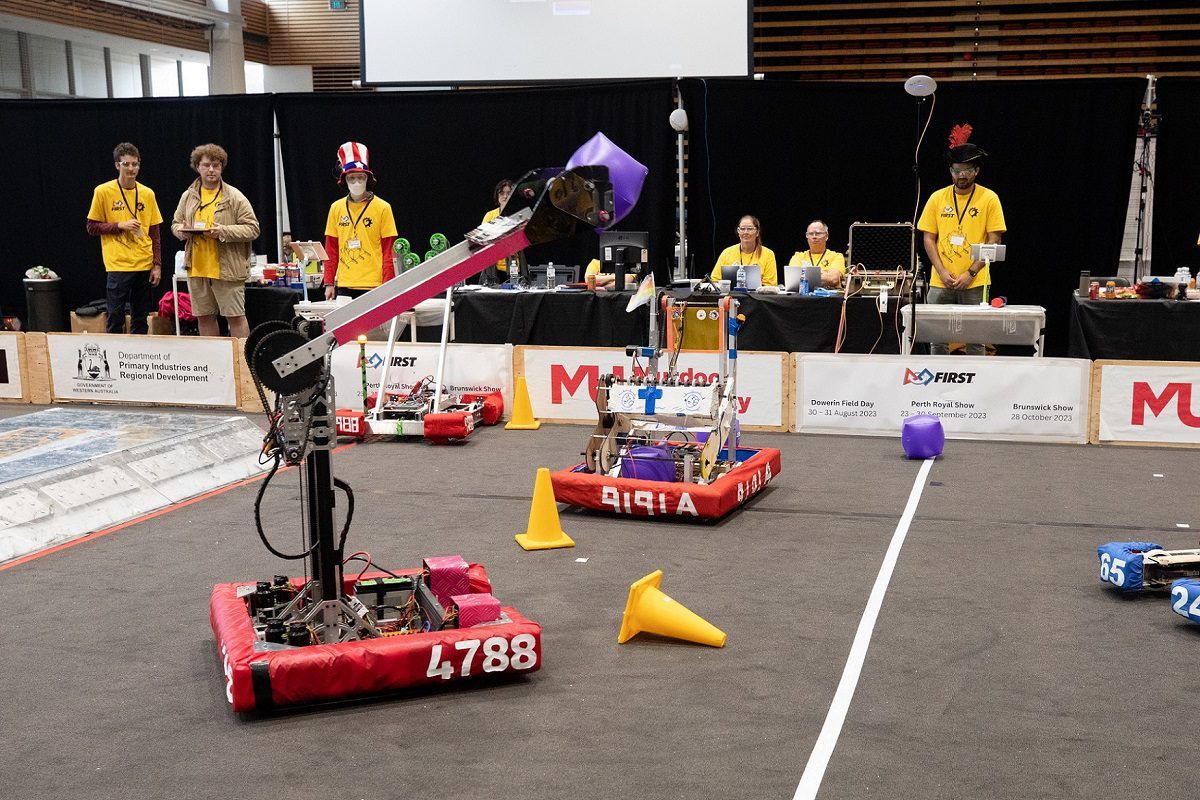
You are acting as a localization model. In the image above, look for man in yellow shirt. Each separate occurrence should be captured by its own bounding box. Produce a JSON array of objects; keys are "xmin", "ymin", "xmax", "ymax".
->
[
  {"xmin": 787, "ymin": 220, "xmax": 846, "ymax": 288},
  {"xmin": 323, "ymin": 142, "xmax": 399, "ymax": 299},
  {"xmin": 86, "ymin": 143, "xmax": 163, "ymax": 334},
  {"xmin": 917, "ymin": 134, "xmax": 1006, "ymax": 355},
  {"xmin": 171, "ymin": 143, "xmax": 260, "ymax": 339}
]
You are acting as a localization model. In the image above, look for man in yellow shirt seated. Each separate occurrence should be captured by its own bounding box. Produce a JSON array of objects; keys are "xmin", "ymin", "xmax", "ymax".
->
[{"xmin": 787, "ymin": 220, "xmax": 846, "ymax": 288}]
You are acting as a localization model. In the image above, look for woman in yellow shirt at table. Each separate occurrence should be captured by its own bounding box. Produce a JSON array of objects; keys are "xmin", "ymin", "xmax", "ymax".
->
[{"xmin": 709, "ymin": 214, "xmax": 778, "ymax": 286}]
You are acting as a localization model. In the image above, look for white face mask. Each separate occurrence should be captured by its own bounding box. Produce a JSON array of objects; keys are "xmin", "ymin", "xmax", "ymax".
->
[{"xmin": 345, "ymin": 174, "xmax": 368, "ymax": 199}]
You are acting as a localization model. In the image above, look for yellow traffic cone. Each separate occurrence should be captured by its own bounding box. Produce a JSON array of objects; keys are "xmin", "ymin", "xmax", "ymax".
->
[
  {"xmin": 505, "ymin": 375, "xmax": 541, "ymax": 430},
  {"xmin": 515, "ymin": 468, "xmax": 574, "ymax": 550},
  {"xmin": 618, "ymin": 570, "xmax": 726, "ymax": 647}
]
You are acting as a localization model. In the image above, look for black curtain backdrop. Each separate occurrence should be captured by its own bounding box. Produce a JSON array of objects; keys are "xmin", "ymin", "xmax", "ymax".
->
[
  {"xmin": 681, "ymin": 78, "xmax": 1143, "ymax": 356},
  {"xmin": 1151, "ymin": 78, "xmax": 1200, "ymax": 278},
  {"xmin": 273, "ymin": 80, "xmax": 677, "ymax": 286},
  {"xmin": 0, "ymin": 95, "xmax": 276, "ymax": 318}
]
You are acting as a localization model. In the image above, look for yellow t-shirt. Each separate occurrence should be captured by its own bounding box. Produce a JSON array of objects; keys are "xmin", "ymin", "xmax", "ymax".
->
[
  {"xmin": 788, "ymin": 249, "xmax": 847, "ymax": 279},
  {"xmin": 710, "ymin": 244, "xmax": 778, "ymax": 286},
  {"xmin": 917, "ymin": 184, "xmax": 1006, "ymax": 289},
  {"xmin": 87, "ymin": 180, "xmax": 163, "ymax": 272},
  {"xmin": 482, "ymin": 207, "xmax": 506, "ymax": 272},
  {"xmin": 325, "ymin": 196, "xmax": 399, "ymax": 289},
  {"xmin": 189, "ymin": 186, "xmax": 221, "ymax": 280},
  {"xmin": 585, "ymin": 258, "xmax": 603, "ymax": 277}
]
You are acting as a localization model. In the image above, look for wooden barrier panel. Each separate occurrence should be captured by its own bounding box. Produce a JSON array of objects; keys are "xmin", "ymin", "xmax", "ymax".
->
[
  {"xmin": 1091, "ymin": 359, "xmax": 1200, "ymax": 448},
  {"xmin": 794, "ymin": 353, "xmax": 1091, "ymax": 444},
  {"xmin": 44, "ymin": 333, "xmax": 238, "ymax": 408},
  {"xmin": 0, "ymin": 332, "xmax": 28, "ymax": 403},
  {"xmin": 23, "ymin": 333, "xmax": 52, "ymax": 405},
  {"xmin": 515, "ymin": 345, "xmax": 790, "ymax": 432}
]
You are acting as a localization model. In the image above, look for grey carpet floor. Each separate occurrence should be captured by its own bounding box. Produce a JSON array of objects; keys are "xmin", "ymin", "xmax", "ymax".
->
[{"xmin": 1, "ymin": 405, "xmax": 1195, "ymax": 799}]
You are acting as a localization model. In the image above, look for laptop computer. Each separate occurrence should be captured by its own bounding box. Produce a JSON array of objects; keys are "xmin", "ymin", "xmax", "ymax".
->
[
  {"xmin": 783, "ymin": 265, "xmax": 823, "ymax": 293},
  {"xmin": 720, "ymin": 263, "xmax": 762, "ymax": 291}
]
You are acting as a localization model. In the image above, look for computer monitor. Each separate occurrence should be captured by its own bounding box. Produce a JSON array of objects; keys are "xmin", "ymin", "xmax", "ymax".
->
[{"xmin": 599, "ymin": 230, "xmax": 649, "ymax": 290}]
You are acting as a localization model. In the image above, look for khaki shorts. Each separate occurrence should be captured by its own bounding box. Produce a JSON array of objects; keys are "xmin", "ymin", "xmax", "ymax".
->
[{"xmin": 187, "ymin": 276, "xmax": 246, "ymax": 317}]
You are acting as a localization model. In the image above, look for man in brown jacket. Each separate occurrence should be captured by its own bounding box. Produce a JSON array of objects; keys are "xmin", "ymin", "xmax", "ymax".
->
[{"xmin": 171, "ymin": 143, "xmax": 260, "ymax": 338}]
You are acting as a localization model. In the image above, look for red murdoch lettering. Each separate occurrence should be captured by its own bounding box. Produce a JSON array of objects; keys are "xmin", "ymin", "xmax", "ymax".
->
[{"xmin": 1131, "ymin": 381, "xmax": 1200, "ymax": 427}]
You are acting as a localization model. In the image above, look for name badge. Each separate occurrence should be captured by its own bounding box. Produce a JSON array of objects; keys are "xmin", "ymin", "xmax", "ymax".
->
[
  {"xmin": 949, "ymin": 233, "xmax": 966, "ymax": 247},
  {"xmin": 192, "ymin": 220, "xmax": 207, "ymax": 230},
  {"xmin": 347, "ymin": 239, "xmax": 362, "ymax": 250}
]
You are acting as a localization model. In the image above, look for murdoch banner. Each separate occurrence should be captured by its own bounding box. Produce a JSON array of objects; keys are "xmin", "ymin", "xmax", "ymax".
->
[{"xmin": 1096, "ymin": 361, "xmax": 1200, "ymax": 445}]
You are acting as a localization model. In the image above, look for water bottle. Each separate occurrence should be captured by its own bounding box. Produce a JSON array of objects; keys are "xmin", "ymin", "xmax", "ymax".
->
[
  {"xmin": 799, "ymin": 274, "xmax": 810, "ymax": 296},
  {"xmin": 735, "ymin": 264, "xmax": 746, "ymax": 291},
  {"xmin": 1175, "ymin": 266, "xmax": 1190, "ymax": 299},
  {"xmin": 547, "ymin": 261, "xmax": 556, "ymax": 289}
]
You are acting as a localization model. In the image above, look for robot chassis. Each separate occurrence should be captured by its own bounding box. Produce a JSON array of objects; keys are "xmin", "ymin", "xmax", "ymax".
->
[
  {"xmin": 553, "ymin": 289, "xmax": 782, "ymax": 519},
  {"xmin": 333, "ymin": 281, "xmax": 504, "ymax": 443},
  {"xmin": 212, "ymin": 163, "xmax": 622, "ymax": 711}
]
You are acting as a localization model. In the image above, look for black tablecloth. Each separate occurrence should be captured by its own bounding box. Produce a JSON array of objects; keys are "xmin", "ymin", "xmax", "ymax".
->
[
  {"xmin": 1068, "ymin": 294, "xmax": 1200, "ymax": 360},
  {"xmin": 244, "ymin": 285, "xmax": 301, "ymax": 330},
  {"xmin": 452, "ymin": 290, "xmax": 904, "ymax": 353}
]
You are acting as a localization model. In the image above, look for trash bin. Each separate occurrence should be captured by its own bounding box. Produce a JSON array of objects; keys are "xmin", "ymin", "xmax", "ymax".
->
[{"xmin": 24, "ymin": 277, "xmax": 68, "ymax": 332}]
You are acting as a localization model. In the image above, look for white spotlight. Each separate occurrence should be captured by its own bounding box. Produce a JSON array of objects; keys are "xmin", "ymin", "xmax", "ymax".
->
[{"xmin": 903, "ymin": 74, "xmax": 937, "ymax": 97}]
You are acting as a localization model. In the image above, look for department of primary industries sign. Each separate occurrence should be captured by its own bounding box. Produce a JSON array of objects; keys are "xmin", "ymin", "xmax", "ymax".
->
[
  {"xmin": 794, "ymin": 354, "xmax": 1090, "ymax": 443},
  {"xmin": 46, "ymin": 334, "xmax": 237, "ymax": 406},
  {"xmin": 0, "ymin": 333, "xmax": 23, "ymax": 400},
  {"xmin": 330, "ymin": 343, "xmax": 512, "ymax": 413},
  {"xmin": 519, "ymin": 347, "xmax": 787, "ymax": 429},
  {"xmin": 1096, "ymin": 361, "xmax": 1200, "ymax": 444}
]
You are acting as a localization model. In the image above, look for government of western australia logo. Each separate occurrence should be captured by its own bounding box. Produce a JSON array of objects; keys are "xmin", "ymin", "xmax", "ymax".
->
[{"xmin": 76, "ymin": 343, "xmax": 112, "ymax": 381}]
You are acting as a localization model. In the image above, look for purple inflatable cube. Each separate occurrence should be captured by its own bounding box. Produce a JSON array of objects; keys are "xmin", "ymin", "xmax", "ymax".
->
[
  {"xmin": 565, "ymin": 132, "xmax": 648, "ymax": 226},
  {"xmin": 901, "ymin": 414, "xmax": 945, "ymax": 459}
]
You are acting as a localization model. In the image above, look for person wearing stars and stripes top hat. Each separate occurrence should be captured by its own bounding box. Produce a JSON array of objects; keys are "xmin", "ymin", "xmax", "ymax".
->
[
  {"xmin": 323, "ymin": 142, "xmax": 398, "ymax": 300},
  {"xmin": 917, "ymin": 123, "xmax": 1006, "ymax": 355},
  {"xmin": 86, "ymin": 142, "xmax": 163, "ymax": 334}
]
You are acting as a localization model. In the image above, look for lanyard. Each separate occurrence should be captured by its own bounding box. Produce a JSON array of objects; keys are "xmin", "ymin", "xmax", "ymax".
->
[
  {"xmin": 117, "ymin": 182, "xmax": 138, "ymax": 221},
  {"xmin": 197, "ymin": 183, "xmax": 222, "ymax": 213},
  {"xmin": 738, "ymin": 245, "xmax": 759, "ymax": 264},
  {"xmin": 345, "ymin": 195, "xmax": 374, "ymax": 234},
  {"xmin": 952, "ymin": 187, "xmax": 976, "ymax": 227},
  {"xmin": 807, "ymin": 250, "xmax": 826, "ymax": 268}
]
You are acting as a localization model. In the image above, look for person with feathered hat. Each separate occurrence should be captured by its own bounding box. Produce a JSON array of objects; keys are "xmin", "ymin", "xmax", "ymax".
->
[{"xmin": 917, "ymin": 124, "xmax": 1007, "ymax": 355}]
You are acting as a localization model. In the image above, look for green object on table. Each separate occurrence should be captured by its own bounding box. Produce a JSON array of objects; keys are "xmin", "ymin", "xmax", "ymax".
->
[
  {"xmin": 429, "ymin": 232, "xmax": 449, "ymax": 253},
  {"xmin": 402, "ymin": 251, "xmax": 421, "ymax": 270},
  {"xmin": 358, "ymin": 338, "xmax": 369, "ymax": 413},
  {"xmin": 393, "ymin": 237, "xmax": 411, "ymax": 256}
]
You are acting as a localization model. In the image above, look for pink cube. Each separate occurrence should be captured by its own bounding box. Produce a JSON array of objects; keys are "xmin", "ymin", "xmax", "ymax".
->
[
  {"xmin": 423, "ymin": 555, "xmax": 469, "ymax": 607},
  {"xmin": 452, "ymin": 592, "xmax": 502, "ymax": 628}
]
